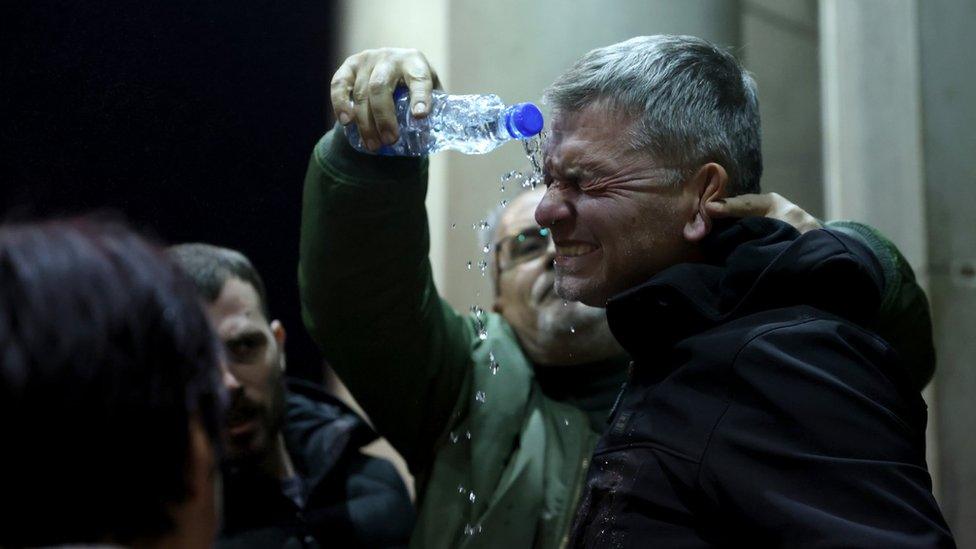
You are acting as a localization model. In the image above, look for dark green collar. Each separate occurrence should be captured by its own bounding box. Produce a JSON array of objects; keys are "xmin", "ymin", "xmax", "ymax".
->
[{"xmin": 533, "ymin": 355, "xmax": 630, "ymax": 432}]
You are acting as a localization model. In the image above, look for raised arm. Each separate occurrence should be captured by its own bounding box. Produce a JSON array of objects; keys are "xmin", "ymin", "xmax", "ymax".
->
[{"xmin": 299, "ymin": 48, "xmax": 470, "ymax": 473}]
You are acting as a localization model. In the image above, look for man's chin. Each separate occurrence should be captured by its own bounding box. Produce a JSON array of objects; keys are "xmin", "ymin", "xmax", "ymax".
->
[{"xmin": 554, "ymin": 275, "xmax": 607, "ymax": 308}]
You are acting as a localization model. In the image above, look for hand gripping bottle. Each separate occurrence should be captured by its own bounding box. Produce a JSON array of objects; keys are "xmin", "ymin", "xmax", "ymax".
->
[{"xmin": 346, "ymin": 87, "xmax": 544, "ymax": 156}]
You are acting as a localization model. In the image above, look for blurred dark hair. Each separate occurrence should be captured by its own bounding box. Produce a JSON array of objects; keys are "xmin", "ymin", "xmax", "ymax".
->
[
  {"xmin": 169, "ymin": 242, "xmax": 270, "ymax": 318},
  {"xmin": 0, "ymin": 217, "xmax": 225, "ymax": 546}
]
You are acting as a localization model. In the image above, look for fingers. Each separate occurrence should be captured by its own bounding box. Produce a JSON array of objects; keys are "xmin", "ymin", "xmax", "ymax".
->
[
  {"xmin": 705, "ymin": 193, "xmax": 773, "ymax": 219},
  {"xmin": 367, "ymin": 59, "xmax": 400, "ymax": 144},
  {"xmin": 705, "ymin": 192, "xmax": 823, "ymax": 234},
  {"xmin": 330, "ymin": 48, "xmax": 441, "ymax": 151},
  {"xmin": 401, "ymin": 54, "xmax": 436, "ymax": 118},
  {"xmin": 351, "ymin": 56, "xmax": 382, "ymax": 150},
  {"xmin": 330, "ymin": 56, "xmax": 358, "ymax": 126}
]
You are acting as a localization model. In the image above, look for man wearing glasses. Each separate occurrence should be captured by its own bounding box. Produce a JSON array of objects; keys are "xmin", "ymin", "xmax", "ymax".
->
[{"xmin": 299, "ymin": 47, "xmax": 937, "ymax": 548}]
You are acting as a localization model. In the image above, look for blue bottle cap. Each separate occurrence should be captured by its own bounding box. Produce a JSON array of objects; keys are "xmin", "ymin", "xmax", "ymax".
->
[
  {"xmin": 393, "ymin": 85, "xmax": 410, "ymax": 102},
  {"xmin": 508, "ymin": 103, "xmax": 544, "ymax": 138}
]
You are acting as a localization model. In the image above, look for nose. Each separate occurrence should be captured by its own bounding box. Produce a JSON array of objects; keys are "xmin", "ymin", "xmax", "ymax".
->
[
  {"xmin": 534, "ymin": 185, "xmax": 573, "ymax": 229},
  {"xmin": 220, "ymin": 359, "xmax": 242, "ymax": 391}
]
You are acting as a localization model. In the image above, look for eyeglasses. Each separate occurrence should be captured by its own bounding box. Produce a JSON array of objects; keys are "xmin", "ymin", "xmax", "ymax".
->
[{"xmin": 495, "ymin": 226, "xmax": 551, "ymax": 271}]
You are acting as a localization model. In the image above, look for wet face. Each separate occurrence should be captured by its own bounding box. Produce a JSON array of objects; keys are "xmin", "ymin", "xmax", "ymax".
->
[
  {"xmin": 206, "ymin": 278, "xmax": 286, "ymax": 464},
  {"xmin": 535, "ymin": 102, "xmax": 699, "ymax": 307},
  {"xmin": 493, "ymin": 188, "xmax": 624, "ymax": 365}
]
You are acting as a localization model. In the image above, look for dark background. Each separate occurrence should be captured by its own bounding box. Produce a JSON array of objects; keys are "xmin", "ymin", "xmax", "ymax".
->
[{"xmin": 1, "ymin": 1, "xmax": 339, "ymax": 380}]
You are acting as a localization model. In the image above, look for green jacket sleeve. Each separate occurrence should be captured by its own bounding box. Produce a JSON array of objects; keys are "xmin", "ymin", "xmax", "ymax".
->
[
  {"xmin": 825, "ymin": 221, "xmax": 936, "ymax": 390},
  {"xmin": 298, "ymin": 126, "xmax": 474, "ymax": 473}
]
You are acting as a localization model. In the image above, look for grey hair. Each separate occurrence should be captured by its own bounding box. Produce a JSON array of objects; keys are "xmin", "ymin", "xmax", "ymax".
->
[{"xmin": 544, "ymin": 35, "xmax": 762, "ymax": 196}]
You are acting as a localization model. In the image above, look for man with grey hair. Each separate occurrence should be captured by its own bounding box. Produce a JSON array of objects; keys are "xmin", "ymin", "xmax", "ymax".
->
[
  {"xmin": 532, "ymin": 35, "xmax": 951, "ymax": 546},
  {"xmin": 303, "ymin": 40, "xmax": 943, "ymax": 547}
]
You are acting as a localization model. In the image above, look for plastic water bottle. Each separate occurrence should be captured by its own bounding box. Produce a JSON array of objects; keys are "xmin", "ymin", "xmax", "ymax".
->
[{"xmin": 345, "ymin": 87, "xmax": 544, "ymax": 156}]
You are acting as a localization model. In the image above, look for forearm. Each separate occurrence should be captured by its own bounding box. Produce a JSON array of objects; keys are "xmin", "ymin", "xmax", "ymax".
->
[{"xmin": 298, "ymin": 126, "xmax": 471, "ymax": 468}]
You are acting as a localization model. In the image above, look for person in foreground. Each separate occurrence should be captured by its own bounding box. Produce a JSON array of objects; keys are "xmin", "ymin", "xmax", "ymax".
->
[
  {"xmin": 300, "ymin": 44, "xmax": 943, "ymax": 548},
  {"xmin": 529, "ymin": 35, "xmax": 952, "ymax": 547},
  {"xmin": 171, "ymin": 243, "xmax": 414, "ymax": 548},
  {"xmin": 0, "ymin": 219, "xmax": 225, "ymax": 549}
]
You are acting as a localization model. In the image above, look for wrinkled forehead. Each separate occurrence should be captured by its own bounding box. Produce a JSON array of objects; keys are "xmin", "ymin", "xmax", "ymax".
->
[{"xmin": 544, "ymin": 103, "xmax": 637, "ymax": 168}]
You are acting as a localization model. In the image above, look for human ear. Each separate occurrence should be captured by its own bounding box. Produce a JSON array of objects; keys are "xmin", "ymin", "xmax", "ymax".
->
[
  {"xmin": 271, "ymin": 320, "xmax": 287, "ymax": 347},
  {"xmin": 271, "ymin": 320, "xmax": 287, "ymax": 371},
  {"xmin": 683, "ymin": 162, "xmax": 728, "ymax": 243}
]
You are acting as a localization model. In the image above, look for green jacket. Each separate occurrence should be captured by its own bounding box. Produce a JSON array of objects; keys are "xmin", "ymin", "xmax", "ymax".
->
[{"xmin": 298, "ymin": 128, "xmax": 936, "ymax": 549}]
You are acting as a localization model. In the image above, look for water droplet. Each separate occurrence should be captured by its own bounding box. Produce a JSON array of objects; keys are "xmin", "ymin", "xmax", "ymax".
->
[
  {"xmin": 465, "ymin": 430, "xmax": 472, "ymax": 440},
  {"xmin": 500, "ymin": 199, "xmax": 508, "ymax": 208},
  {"xmin": 563, "ymin": 300, "xmax": 568, "ymax": 307},
  {"xmin": 468, "ymin": 490, "xmax": 477, "ymax": 503},
  {"xmin": 482, "ymin": 244, "xmax": 490, "ymax": 254},
  {"xmin": 500, "ymin": 184, "xmax": 506, "ymax": 193},
  {"xmin": 478, "ymin": 328, "xmax": 488, "ymax": 341},
  {"xmin": 466, "ymin": 261, "xmax": 472, "ymax": 270},
  {"xmin": 458, "ymin": 484, "xmax": 466, "ymax": 494},
  {"xmin": 488, "ymin": 351, "xmax": 499, "ymax": 375},
  {"xmin": 450, "ymin": 431, "xmax": 459, "ymax": 444},
  {"xmin": 563, "ymin": 418, "xmax": 570, "ymax": 426},
  {"xmin": 451, "ymin": 223, "xmax": 456, "ymax": 229},
  {"xmin": 475, "ymin": 391, "xmax": 486, "ymax": 403},
  {"xmin": 477, "ymin": 259, "xmax": 488, "ymax": 277},
  {"xmin": 499, "ymin": 169, "xmax": 523, "ymax": 182},
  {"xmin": 570, "ymin": 326, "xmax": 576, "ymax": 334}
]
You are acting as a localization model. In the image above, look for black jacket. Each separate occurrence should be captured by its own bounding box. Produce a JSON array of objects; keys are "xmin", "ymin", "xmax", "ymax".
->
[
  {"xmin": 218, "ymin": 379, "xmax": 414, "ymax": 549},
  {"xmin": 569, "ymin": 219, "xmax": 953, "ymax": 548}
]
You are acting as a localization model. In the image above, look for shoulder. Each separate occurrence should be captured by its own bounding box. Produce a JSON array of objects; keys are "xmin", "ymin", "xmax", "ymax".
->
[
  {"xmin": 732, "ymin": 309, "xmax": 913, "ymax": 403},
  {"xmin": 716, "ymin": 309, "xmax": 927, "ymax": 457}
]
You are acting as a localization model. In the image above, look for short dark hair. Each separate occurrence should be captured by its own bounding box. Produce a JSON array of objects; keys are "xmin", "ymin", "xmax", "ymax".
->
[
  {"xmin": 169, "ymin": 243, "xmax": 270, "ymax": 318},
  {"xmin": 0, "ymin": 218, "xmax": 225, "ymax": 547}
]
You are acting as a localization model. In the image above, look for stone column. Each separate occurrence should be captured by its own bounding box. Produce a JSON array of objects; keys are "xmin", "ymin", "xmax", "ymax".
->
[{"xmin": 918, "ymin": 0, "xmax": 976, "ymax": 543}]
